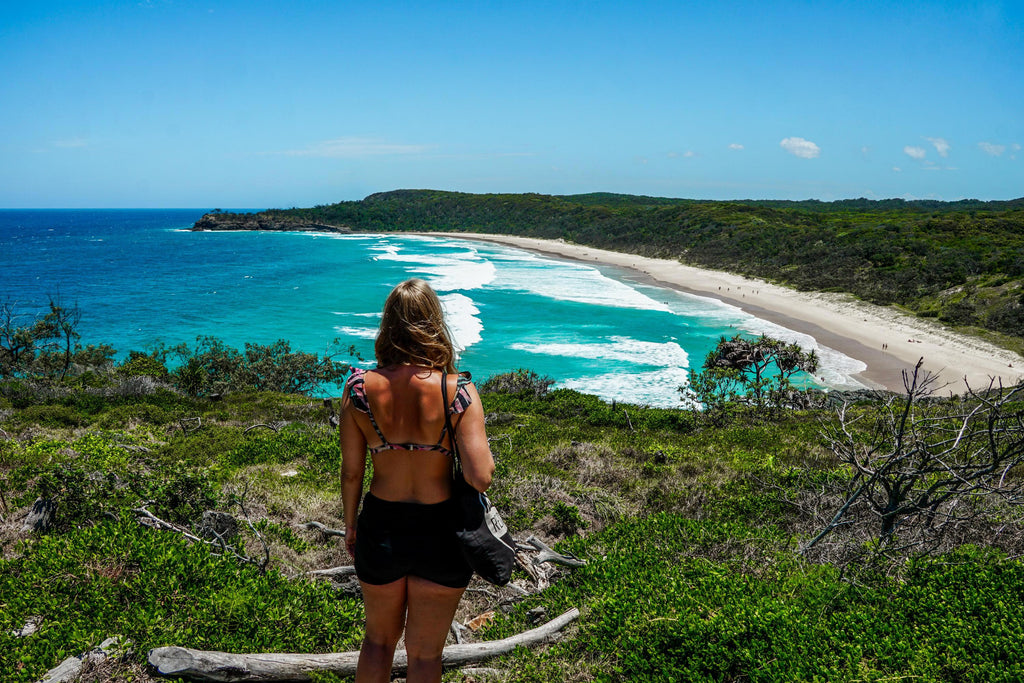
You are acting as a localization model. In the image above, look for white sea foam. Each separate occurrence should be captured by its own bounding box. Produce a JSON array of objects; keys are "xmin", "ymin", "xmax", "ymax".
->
[
  {"xmin": 333, "ymin": 311, "xmax": 381, "ymax": 318},
  {"xmin": 334, "ymin": 325, "xmax": 378, "ymax": 340},
  {"xmin": 561, "ymin": 367, "xmax": 693, "ymax": 408},
  {"xmin": 370, "ymin": 243, "xmax": 402, "ymax": 260},
  {"xmin": 440, "ymin": 292, "xmax": 483, "ymax": 351},
  {"xmin": 374, "ymin": 238, "xmax": 497, "ymax": 292},
  {"xmin": 508, "ymin": 336, "xmax": 691, "ymax": 407},
  {"xmin": 486, "ymin": 248, "xmax": 673, "ymax": 312},
  {"xmin": 510, "ymin": 336, "xmax": 689, "ymax": 368},
  {"xmin": 419, "ymin": 258, "xmax": 497, "ymax": 292}
]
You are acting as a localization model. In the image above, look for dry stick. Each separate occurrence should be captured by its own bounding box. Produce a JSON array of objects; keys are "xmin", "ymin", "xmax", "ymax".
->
[
  {"xmin": 300, "ymin": 521, "xmax": 346, "ymax": 537},
  {"xmin": 148, "ymin": 608, "xmax": 581, "ymax": 682},
  {"xmin": 132, "ymin": 507, "xmax": 260, "ymax": 567},
  {"xmin": 234, "ymin": 484, "xmax": 271, "ymax": 572},
  {"xmin": 305, "ymin": 565, "xmax": 357, "ymax": 578},
  {"xmin": 525, "ymin": 535, "xmax": 587, "ymax": 568},
  {"xmin": 450, "ymin": 620, "xmax": 468, "ymax": 644},
  {"xmin": 244, "ymin": 423, "xmax": 279, "ymax": 434}
]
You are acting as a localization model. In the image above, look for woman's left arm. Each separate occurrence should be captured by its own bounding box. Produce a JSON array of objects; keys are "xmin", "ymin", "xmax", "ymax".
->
[
  {"xmin": 455, "ymin": 383, "xmax": 495, "ymax": 492},
  {"xmin": 340, "ymin": 396, "xmax": 367, "ymax": 558}
]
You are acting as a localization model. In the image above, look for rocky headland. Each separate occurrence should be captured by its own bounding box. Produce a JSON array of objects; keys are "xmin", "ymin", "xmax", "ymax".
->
[{"xmin": 191, "ymin": 211, "xmax": 351, "ymax": 233}]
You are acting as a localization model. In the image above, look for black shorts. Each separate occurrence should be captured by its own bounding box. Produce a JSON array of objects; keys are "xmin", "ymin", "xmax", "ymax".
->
[{"xmin": 354, "ymin": 492, "xmax": 473, "ymax": 589}]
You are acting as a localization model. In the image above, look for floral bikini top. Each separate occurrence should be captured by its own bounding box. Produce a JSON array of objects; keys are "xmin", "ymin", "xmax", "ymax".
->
[{"xmin": 346, "ymin": 368, "xmax": 473, "ymax": 457}]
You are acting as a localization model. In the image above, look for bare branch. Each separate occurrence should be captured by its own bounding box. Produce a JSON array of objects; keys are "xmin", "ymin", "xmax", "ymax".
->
[
  {"xmin": 300, "ymin": 521, "xmax": 346, "ymax": 537},
  {"xmin": 524, "ymin": 535, "xmax": 587, "ymax": 568},
  {"xmin": 244, "ymin": 423, "xmax": 279, "ymax": 434}
]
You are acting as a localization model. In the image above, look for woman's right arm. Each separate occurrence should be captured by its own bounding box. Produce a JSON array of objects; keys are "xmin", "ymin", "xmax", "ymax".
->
[
  {"xmin": 455, "ymin": 383, "xmax": 495, "ymax": 492},
  {"xmin": 340, "ymin": 395, "xmax": 367, "ymax": 558}
]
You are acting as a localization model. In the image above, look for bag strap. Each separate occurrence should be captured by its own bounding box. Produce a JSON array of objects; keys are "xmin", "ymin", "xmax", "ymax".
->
[{"xmin": 441, "ymin": 371, "xmax": 464, "ymax": 475}]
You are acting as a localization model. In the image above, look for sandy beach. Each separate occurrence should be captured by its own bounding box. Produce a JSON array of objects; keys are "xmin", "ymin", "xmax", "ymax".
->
[{"xmin": 428, "ymin": 232, "xmax": 1024, "ymax": 395}]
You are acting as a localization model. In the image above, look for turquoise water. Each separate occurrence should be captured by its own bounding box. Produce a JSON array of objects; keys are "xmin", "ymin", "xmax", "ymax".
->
[{"xmin": 0, "ymin": 210, "xmax": 866, "ymax": 406}]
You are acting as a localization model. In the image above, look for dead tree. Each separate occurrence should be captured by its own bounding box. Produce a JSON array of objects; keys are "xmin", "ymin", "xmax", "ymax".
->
[{"xmin": 806, "ymin": 359, "xmax": 1024, "ymax": 564}]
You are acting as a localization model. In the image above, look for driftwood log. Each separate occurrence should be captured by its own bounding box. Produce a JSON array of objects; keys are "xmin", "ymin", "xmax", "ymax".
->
[
  {"xmin": 148, "ymin": 607, "xmax": 579, "ymax": 681},
  {"xmin": 38, "ymin": 636, "xmax": 131, "ymax": 683}
]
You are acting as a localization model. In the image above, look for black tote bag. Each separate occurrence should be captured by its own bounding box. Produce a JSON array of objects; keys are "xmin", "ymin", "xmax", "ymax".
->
[{"xmin": 443, "ymin": 372, "xmax": 517, "ymax": 586}]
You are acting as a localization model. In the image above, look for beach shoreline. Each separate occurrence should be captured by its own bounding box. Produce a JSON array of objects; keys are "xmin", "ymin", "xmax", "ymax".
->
[{"xmin": 421, "ymin": 232, "xmax": 1023, "ymax": 395}]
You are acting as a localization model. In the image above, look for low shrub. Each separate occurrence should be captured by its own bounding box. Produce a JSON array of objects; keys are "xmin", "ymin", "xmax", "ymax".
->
[
  {"xmin": 0, "ymin": 522, "xmax": 363, "ymax": 683},
  {"xmin": 480, "ymin": 369, "xmax": 555, "ymax": 398},
  {"xmin": 494, "ymin": 515, "xmax": 1024, "ymax": 682}
]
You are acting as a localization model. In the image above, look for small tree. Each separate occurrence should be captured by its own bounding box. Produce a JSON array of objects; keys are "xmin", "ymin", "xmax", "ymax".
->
[
  {"xmin": 160, "ymin": 336, "xmax": 355, "ymax": 396},
  {"xmin": 684, "ymin": 334, "xmax": 819, "ymax": 420},
  {"xmin": 0, "ymin": 298, "xmax": 112, "ymax": 381}
]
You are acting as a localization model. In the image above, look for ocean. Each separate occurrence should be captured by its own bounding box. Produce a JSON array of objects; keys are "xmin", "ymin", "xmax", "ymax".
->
[{"xmin": 0, "ymin": 209, "xmax": 867, "ymax": 407}]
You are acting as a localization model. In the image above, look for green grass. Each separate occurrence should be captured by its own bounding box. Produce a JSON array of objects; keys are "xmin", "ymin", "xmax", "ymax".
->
[
  {"xmin": 489, "ymin": 516, "xmax": 1024, "ymax": 682},
  {"xmin": 0, "ymin": 522, "xmax": 363, "ymax": 682},
  {"xmin": 3, "ymin": 381, "xmax": 1024, "ymax": 681}
]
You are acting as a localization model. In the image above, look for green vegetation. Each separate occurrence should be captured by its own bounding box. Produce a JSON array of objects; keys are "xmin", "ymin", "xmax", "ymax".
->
[
  {"xmin": 216, "ymin": 190, "xmax": 1024, "ymax": 347},
  {"xmin": 1, "ymin": 301, "xmax": 356, "ymax": 399},
  {"xmin": 687, "ymin": 334, "xmax": 820, "ymax": 422},
  {"xmin": 5, "ymin": 344, "xmax": 1024, "ymax": 680}
]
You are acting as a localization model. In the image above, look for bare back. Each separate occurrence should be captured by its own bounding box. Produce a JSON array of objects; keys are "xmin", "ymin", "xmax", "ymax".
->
[{"xmin": 349, "ymin": 366, "xmax": 460, "ymax": 503}]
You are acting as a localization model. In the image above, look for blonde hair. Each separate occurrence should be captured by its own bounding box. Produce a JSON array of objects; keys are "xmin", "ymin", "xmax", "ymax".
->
[{"xmin": 375, "ymin": 279, "xmax": 457, "ymax": 372}]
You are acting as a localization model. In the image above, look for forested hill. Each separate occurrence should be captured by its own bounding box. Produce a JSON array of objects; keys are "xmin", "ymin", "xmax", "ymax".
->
[{"xmin": 196, "ymin": 190, "xmax": 1024, "ymax": 344}]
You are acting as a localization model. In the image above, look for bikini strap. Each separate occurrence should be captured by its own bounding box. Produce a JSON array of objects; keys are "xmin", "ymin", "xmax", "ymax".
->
[
  {"xmin": 440, "ymin": 371, "xmax": 460, "ymax": 461},
  {"xmin": 346, "ymin": 369, "xmax": 388, "ymax": 445}
]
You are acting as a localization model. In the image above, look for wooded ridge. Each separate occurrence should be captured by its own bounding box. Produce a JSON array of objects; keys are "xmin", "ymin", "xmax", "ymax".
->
[{"xmin": 193, "ymin": 190, "xmax": 1024, "ymax": 345}]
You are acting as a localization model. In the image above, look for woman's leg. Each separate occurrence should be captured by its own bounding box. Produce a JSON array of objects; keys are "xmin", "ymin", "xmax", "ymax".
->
[
  {"xmin": 356, "ymin": 578, "xmax": 408, "ymax": 683},
  {"xmin": 403, "ymin": 576, "xmax": 467, "ymax": 683}
]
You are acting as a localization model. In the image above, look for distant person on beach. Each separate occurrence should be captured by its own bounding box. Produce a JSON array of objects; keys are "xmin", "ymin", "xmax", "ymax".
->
[{"xmin": 341, "ymin": 278, "xmax": 495, "ymax": 683}]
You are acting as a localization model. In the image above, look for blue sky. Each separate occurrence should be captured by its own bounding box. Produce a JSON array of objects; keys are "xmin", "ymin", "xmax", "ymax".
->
[{"xmin": 1, "ymin": 0, "xmax": 1021, "ymax": 207}]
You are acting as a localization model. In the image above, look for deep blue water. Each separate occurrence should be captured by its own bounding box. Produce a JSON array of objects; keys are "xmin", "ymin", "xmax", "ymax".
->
[{"xmin": 0, "ymin": 209, "xmax": 866, "ymax": 406}]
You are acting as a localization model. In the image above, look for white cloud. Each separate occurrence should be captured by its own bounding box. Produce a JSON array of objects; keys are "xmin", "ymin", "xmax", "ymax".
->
[
  {"xmin": 728, "ymin": 143, "xmax": 744, "ymax": 150},
  {"xmin": 282, "ymin": 137, "xmax": 433, "ymax": 158},
  {"xmin": 779, "ymin": 137, "xmax": 820, "ymax": 159},
  {"xmin": 904, "ymin": 146, "xmax": 927, "ymax": 160},
  {"xmin": 978, "ymin": 141, "xmax": 1006, "ymax": 156},
  {"xmin": 893, "ymin": 166, "xmax": 902, "ymax": 172},
  {"xmin": 683, "ymin": 150, "xmax": 695, "ymax": 158},
  {"xmin": 925, "ymin": 137, "xmax": 950, "ymax": 157},
  {"xmin": 52, "ymin": 138, "xmax": 89, "ymax": 148}
]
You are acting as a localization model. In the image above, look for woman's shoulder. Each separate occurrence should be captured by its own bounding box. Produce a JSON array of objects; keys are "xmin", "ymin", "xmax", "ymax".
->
[
  {"xmin": 344, "ymin": 367, "xmax": 370, "ymax": 413},
  {"xmin": 450, "ymin": 371, "xmax": 475, "ymax": 414},
  {"xmin": 345, "ymin": 366, "xmax": 367, "ymax": 386}
]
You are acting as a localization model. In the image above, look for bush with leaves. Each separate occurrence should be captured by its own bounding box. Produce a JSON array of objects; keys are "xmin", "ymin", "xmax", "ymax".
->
[
  {"xmin": 0, "ymin": 522, "xmax": 363, "ymax": 683},
  {"xmin": 1, "ymin": 298, "xmax": 115, "ymax": 381},
  {"xmin": 156, "ymin": 336, "xmax": 356, "ymax": 396},
  {"xmin": 480, "ymin": 368, "xmax": 555, "ymax": 399}
]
